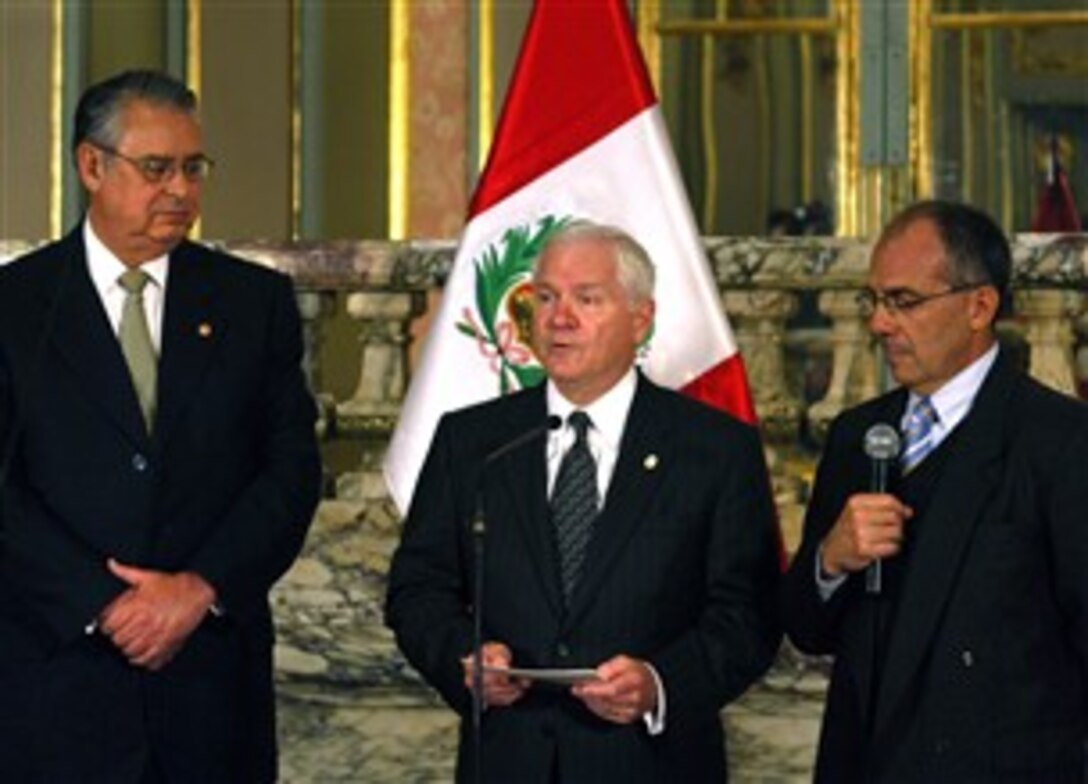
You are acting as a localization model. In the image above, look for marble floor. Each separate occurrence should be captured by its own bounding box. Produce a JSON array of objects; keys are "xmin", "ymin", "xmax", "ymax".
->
[{"xmin": 277, "ymin": 650, "xmax": 827, "ymax": 783}]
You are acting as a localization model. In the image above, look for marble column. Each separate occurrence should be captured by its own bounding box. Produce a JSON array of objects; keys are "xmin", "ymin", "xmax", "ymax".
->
[
  {"xmin": 1015, "ymin": 289, "xmax": 1085, "ymax": 398},
  {"xmin": 808, "ymin": 290, "xmax": 880, "ymax": 442}
]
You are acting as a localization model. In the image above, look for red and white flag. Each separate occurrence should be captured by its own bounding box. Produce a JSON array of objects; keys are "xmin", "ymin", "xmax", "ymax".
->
[
  {"xmin": 1031, "ymin": 135, "xmax": 1081, "ymax": 232},
  {"xmin": 384, "ymin": 0, "xmax": 756, "ymax": 512}
]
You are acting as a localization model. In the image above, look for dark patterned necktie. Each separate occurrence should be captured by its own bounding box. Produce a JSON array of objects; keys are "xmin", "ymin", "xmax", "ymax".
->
[{"xmin": 551, "ymin": 411, "xmax": 598, "ymax": 603}]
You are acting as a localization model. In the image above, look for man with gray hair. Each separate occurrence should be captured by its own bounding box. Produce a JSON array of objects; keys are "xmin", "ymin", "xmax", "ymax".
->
[
  {"xmin": 387, "ymin": 220, "xmax": 781, "ymax": 782},
  {"xmin": 0, "ymin": 69, "xmax": 320, "ymax": 781}
]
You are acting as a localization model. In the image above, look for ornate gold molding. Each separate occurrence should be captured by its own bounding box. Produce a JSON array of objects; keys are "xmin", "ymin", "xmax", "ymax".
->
[
  {"xmin": 657, "ymin": 17, "xmax": 836, "ymax": 37},
  {"xmin": 637, "ymin": 0, "xmax": 662, "ymax": 95},
  {"xmin": 50, "ymin": 0, "xmax": 64, "ymax": 238},
  {"xmin": 834, "ymin": 0, "xmax": 859, "ymax": 235},
  {"xmin": 389, "ymin": 0, "xmax": 410, "ymax": 239},
  {"xmin": 930, "ymin": 10, "xmax": 1088, "ymax": 31},
  {"xmin": 912, "ymin": 0, "xmax": 933, "ymax": 199},
  {"xmin": 1013, "ymin": 28, "xmax": 1088, "ymax": 76},
  {"xmin": 476, "ymin": 0, "xmax": 494, "ymax": 173},
  {"xmin": 699, "ymin": 1, "xmax": 726, "ymax": 229},
  {"xmin": 188, "ymin": 0, "xmax": 203, "ymax": 238}
]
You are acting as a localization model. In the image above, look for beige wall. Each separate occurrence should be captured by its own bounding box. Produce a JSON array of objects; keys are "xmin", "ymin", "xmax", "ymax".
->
[
  {"xmin": 0, "ymin": 0, "xmax": 396, "ymax": 243},
  {"xmin": 0, "ymin": 5, "xmax": 52, "ymax": 240}
]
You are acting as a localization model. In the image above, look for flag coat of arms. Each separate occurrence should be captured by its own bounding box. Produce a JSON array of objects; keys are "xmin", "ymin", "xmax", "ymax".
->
[{"xmin": 384, "ymin": 0, "xmax": 756, "ymax": 512}]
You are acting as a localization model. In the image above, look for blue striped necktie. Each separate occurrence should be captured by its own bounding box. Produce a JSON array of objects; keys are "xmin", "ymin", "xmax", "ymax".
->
[
  {"xmin": 901, "ymin": 396, "xmax": 938, "ymax": 473},
  {"xmin": 551, "ymin": 411, "xmax": 598, "ymax": 603}
]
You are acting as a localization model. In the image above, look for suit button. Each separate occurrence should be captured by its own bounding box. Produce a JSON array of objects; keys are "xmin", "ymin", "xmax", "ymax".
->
[
  {"xmin": 961, "ymin": 649, "xmax": 974, "ymax": 668},
  {"xmin": 132, "ymin": 453, "xmax": 149, "ymax": 472},
  {"xmin": 556, "ymin": 642, "xmax": 570, "ymax": 659}
]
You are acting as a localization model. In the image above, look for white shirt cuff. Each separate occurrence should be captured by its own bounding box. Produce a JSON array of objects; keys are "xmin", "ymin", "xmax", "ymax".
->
[
  {"xmin": 641, "ymin": 662, "xmax": 667, "ymax": 736},
  {"xmin": 815, "ymin": 545, "xmax": 848, "ymax": 601}
]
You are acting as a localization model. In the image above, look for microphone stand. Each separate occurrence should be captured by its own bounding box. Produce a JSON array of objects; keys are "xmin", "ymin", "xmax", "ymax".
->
[{"xmin": 468, "ymin": 416, "xmax": 559, "ymax": 784}]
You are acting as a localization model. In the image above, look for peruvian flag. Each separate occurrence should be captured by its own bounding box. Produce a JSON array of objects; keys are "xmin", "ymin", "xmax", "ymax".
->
[{"xmin": 384, "ymin": 0, "xmax": 756, "ymax": 512}]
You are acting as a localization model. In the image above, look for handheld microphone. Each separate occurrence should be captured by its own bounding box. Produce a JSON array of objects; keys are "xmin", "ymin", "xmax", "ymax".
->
[
  {"xmin": 471, "ymin": 414, "xmax": 561, "ymax": 784},
  {"xmin": 862, "ymin": 423, "xmax": 900, "ymax": 595}
]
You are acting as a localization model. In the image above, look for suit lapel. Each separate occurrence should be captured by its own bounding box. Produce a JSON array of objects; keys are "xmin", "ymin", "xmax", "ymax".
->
[
  {"xmin": 873, "ymin": 355, "xmax": 1016, "ymax": 740},
  {"xmin": 154, "ymin": 243, "xmax": 220, "ymax": 450},
  {"xmin": 494, "ymin": 388, "xmax": 564, "ymax": 618},
  {"xmin": 565, "ymin": 377, "xmax": 668, "ymax": 628},
  {"xmin": 49, "ymin": 232, "xmax": 149, "ymax": 448}
]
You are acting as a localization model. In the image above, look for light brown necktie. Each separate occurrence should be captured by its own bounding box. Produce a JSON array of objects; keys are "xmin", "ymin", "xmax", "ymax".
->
[{"xmin": 118, "ymin": 268, "xmax": 157, "ymax": 432}]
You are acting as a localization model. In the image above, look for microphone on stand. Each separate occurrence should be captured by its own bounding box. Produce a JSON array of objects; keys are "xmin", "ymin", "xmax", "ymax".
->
[
  {"xmin": 862, "ymin": 423, "xmax": 901, "ymax": 595},
  {"xmin": 471, "ymin": 414, "xmax": 561, "ymax": 784}
]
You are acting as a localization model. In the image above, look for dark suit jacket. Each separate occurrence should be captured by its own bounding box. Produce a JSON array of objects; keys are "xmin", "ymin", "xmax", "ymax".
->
[
  {"xmin": 784, "ymin": 351, "xmax": 1088, "ymax": 782},
  {"xmin": 0, "ymin": 228, "xmax": 321, "ymax": 783},
  {"xmin": 386, "ymin": 375, "xmax": 781, "ymax": 783}
]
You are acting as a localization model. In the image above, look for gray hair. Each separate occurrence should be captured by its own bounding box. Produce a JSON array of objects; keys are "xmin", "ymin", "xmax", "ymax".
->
[
  {"xmin": 534, "ymin": 219, "xmax": 656, "ymax": 304},
  {"xmin": 73, "ymin": 69, "xmax": 198, "ymax": 157}
]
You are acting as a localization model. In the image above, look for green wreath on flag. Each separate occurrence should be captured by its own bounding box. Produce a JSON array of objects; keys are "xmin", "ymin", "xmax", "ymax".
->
[{"xmin": 455, "ymin": 216, "xmax": 569, "ymax": 394}]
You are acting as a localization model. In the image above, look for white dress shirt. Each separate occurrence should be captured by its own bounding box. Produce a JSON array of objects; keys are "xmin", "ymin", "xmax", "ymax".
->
[
  {"xmin": 84, "ymin": 220, "xmax": 169, "ymax": 353},
  {"xmin": 545, "ymin": 368, "xmax": 636, "ymax": 502}
]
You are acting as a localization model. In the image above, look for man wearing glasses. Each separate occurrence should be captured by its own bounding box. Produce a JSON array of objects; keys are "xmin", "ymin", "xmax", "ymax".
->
[
  {"xmin": 0, "ymin": 70, "xmax": 321, "ymax": 781},
  {"xmin": 783, "ymin": 200, "xmax": 1088, "ymax": 781}
]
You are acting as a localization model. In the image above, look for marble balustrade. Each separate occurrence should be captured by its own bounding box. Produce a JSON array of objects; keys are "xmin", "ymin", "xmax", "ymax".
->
[{"xmin": 1, "ymin": 235, "xmax": 1086, "ymax": 781}]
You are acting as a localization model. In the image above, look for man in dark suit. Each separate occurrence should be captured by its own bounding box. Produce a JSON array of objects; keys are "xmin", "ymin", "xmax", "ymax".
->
[
  {"xmin": 784, "ymin": 200, "xmax": 1088, "ymax": 782},
  {"xmin": 386, "ymin": 220, "xmax": 781, "ymax": 783},
  {"xmin": 0, "ymin": 70, "xmax": 321, "ymax": 782}
]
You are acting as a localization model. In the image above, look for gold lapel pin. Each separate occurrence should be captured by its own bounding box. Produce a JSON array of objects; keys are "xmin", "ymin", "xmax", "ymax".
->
[
  {"xmin": 197, "ymin": 322, "xmax": 213, "ymax": 338},
  {"xmin": 643, "ymin": 453, "xmax": 659, "ymax": 471}
]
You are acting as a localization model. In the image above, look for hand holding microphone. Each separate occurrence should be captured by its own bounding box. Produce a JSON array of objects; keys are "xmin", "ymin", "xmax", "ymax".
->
[{"xmin": 819, "ymin": 424, "xmax": 912, "ymax": 592}]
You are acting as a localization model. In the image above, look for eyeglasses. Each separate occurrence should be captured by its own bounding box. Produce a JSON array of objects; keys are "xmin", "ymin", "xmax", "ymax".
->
[
  {"xmin": 856, "ymin": 283, "xmax": 982, "ymax": 318},
  {"xmin": 94, "ymin": 143, "xmax": 215, "ymax": 184}
]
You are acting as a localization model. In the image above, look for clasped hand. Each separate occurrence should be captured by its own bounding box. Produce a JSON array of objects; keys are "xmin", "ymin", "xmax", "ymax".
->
[{"xmin": 98, "ymin": 558, "xmax": 217, "ymax": 671}]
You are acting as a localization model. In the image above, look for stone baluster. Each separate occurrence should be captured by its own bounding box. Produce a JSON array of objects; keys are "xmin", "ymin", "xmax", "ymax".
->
[
  {"xmin": 337, "ymin": 291, "xmax": 418, "ymax": 432},
  {"xmin": 721, "ymin": 289, "xmax": 810, "ymax": 551},
  {"xmin": 335, "ymin": 290, "xmax": 422, "ymax": 500},
  {"xmin": 1014, "ymin": 289, "xmax": 1085, "ymax": 397},
  {"xmin": 722, "ymin": 289, "xmax": 803, "ymax": 445},
  {"xmin": 808, "ymin": 290, "xmax": 880, "ymax": 442},
  {"xmin": 295, "ymin": 289, "xmax": 335, "ymax": 438}
]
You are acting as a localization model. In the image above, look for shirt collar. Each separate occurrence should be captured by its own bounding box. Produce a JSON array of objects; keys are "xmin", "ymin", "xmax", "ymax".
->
[
  {"xmin": 546, "ymin": 368, "xmax": 638, "ymax": 452},
  {"xmin": 906, "ymin": 342, "xmax": 999, "ymax": 432},
  {"xmin": 84, "ymin": 219, "xmax": 169, "ymax": 294}
]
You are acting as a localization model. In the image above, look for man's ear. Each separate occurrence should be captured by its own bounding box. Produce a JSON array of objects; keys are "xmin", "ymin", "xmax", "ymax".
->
[
  {"xmin": 632, "ymin": 298, "xmax": 655, "ymax": 345},
  {"xmin": 969, "ymin": 285, "xmax": 1001, "ymax": 331},
  {"xmin": 75, "ymin": 142, "xmax": 104, "ymax": 192}
]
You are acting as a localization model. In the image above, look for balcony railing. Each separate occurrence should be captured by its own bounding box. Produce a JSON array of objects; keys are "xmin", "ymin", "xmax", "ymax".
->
[{"xmin": 2, "ymin": 234, "xmax": 1085, "ymax": 779}]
